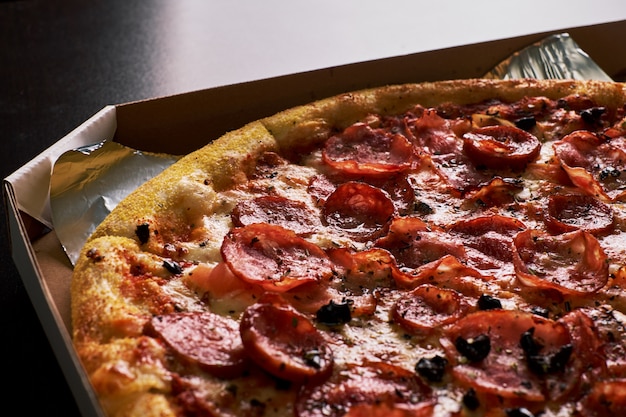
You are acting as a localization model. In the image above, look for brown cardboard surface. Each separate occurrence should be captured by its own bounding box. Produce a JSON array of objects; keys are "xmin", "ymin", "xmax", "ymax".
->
[{"xmin": 6, "ymin": 19, "xmax": 626, "ymax": 416}]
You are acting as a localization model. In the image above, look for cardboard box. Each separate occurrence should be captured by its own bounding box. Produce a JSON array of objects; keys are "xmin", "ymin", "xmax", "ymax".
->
[{"xmin": 4, "ymin": 19, "xmax": 626, "ymax": 416}]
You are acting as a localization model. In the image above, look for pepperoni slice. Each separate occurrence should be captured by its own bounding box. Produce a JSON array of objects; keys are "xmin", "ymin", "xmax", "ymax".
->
[
  {"xmin": 327, "ymin": 247, "xmax": 396, "ymax": 290},
  {"xmin": 375, "ymin": 217, "xmax": 466, "ymax": 271},
  {"xmin": 442, "ymin": 310, "xmax": 572, "ymax": 404},
  {"xmin": 512, "ymin": 229, "xmax": 609, "ymax": 296},
  {"xmin": 462, "ymin": 177, "xmax": 524, "ymax": 208},
  {"xmin": 146, "ymin": 312, "xmax": 248, "ymax": 378},
  {"xmin": 462, "ymin": 125, "xmax": 541, "ymax": 171},
  {"xmin": 295, "ymin": 361, "xmax": 433, "ymax": 417},
  {"xmin": 231, "ymin": 195, "xmax": 321, "ymax": 236},
  {"xmin": 322, "ymin": 123, "xmax": 414, "ymax": 176},
  {"xmin": 308, "ymin": 174, "xmax": 337, "ymax": 206},
  {"xmin": 239, "ymin": 296, "xmax": 333, "ymax": 383},
  {"xmin": 410, "ymin": 108, "xmax": 461, "ymax": 155},
  {"xmin": 368, "ymin": 175, "xmax": 416, "ymax": 216},
  {"xmin": 221, "ymin": 223, "xmax": 333, "ymax": 292},
  {"xmin": 391, "ymin": 284, "xmax": 469, "ymax": 335},
  {"xmin": 447, "ymin": 215, "xmax": 526, "ymax": 272},
  {"xmin": 578, "ymin": 379, "xmax": 626, "ymax": 417},
  {"xmin": 323, "ymin": 182, "xmax": 395, "ymax": 242},
  {"xmin": 554, "ymin": 130, "xmax": 626, "ymax": 201},
  {"xmin": 556, "ymin": 309, "xmax": 606, "ymax": 401},
  {"xmin": 545, "ymin": 194, "xmax": 614, "ymax": 235}
]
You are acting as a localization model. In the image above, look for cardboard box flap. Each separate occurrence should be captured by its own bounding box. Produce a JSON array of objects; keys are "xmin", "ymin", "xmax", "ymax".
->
[{"xmin": 5, "ymin": 106, "xmax": 117, "ymax": 231}]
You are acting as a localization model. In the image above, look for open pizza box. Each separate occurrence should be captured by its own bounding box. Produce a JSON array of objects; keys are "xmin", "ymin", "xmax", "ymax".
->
[{"xmin": 4, "ymin": 19, "xmax": 626, "ymax": 416}]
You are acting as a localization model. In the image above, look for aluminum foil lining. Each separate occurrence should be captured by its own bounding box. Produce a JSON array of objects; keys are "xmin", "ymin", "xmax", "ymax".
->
[
  {"xmin": 50, "ymin": 141, "xmax": 180, "ymax": 265},
  {"xmin": 483, "ymin": 33, "xmax": 612, "ymax": 81},
  {"xmin": 49, "ymin": 32, "xmax": 613, "ymax": 266}
]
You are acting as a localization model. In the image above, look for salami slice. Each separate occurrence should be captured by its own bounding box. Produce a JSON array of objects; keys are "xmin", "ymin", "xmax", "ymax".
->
[
  {"xmin": 544, "ymin": 193, "xmax": 614, "ymax": 235},
  {"xmin": 323, "ymin": 182, "xmax": 395, "ymax": 242},
  {"xmin": 391, "ymin": 284, "xmax": 470, "ymax": 335},
  {"xmin": 448, "ymin": 215, "xmax": 526, "ymax": 273},
  {"xmin": 231, "ymin": 195, "xmax": 321, "ymax": 236},
  {"xmin": 462, "ymin": 125, "xmax": 541, "ymax": 171},
  {"xmin": 295, "ymin": 361, "xmax": 433, "ymax": 417},
  {"xmin": 146, "ymin": 312, "xmax": 248, "ymax": 378},
  {"xmin": 239, "ymin": 296, "xmax": 333, "ymax": 383},
  {"xmin": 512, "ymin": 229, "xmax": 609, "ymax": 296},
  {"xmin": 322, "ymin": 123, "xmax": 414, "ymax": 176},
  {"xmin": 375, "ymin": 217, "xmax": 466, "ymax": 270},
  {"xmin": 442, "ymin": 310, "xmax": 573, "ymax": 405},
  {"xmin": 221, "ymin": 223, "xmax": 333, "ymax": 292},
  {"xmin": 554, "ymin": 130, "xmax": 626, "ymax": 201}
]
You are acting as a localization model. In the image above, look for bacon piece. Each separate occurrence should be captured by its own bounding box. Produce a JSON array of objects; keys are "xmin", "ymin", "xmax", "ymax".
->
[
  {"xmin": 221, "ymin": 223, "xmax": 333, "ymax": 292},
  {"xmin": 391, "ymin": 284, "xmax": 470, "ymax": 335},
  {"xmin": 462, "ymin": 125, "xmax": 541, "ymax": 171},
  {"xmin": 146, "ymin": 312, "xmax": 248, "ymax": 378},
  {"xmin": 295, "ymin": 361, "xmax": 433, "ymax": 417},
  {"xmin": 231, "ymin": 195, "xmax": 321, "ymax": 236},
  {"xmin": 545, "ymin": 193, "xmax": 614, "ymax": 235},
  {"xmin": 512, "ymin": 229, "xmax": 609, "ymax": 297},
  {"xmin": 322, "ymin": 123, "xmax": 414, "ymax": 177},
  {"xmin": 239, "ymin": 296, "xmax": 333, "ymax": 384},
  {"xmin": 323, "ymin": 182, "xmax": 395, "ymax": 242},
  {"xmin": 554, "ymin": 130, "xmax": 626, "ymax": 201},
  {"xmin": 442, "ymin": 310, "xmax": 573, "ymax": 405}
]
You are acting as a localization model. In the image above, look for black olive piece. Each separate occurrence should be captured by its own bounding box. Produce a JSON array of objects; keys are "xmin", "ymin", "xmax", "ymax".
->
[
  {"xmin": 135, "ymin": 223, "xmax": 150, "ymax": 244},
  {"xmin": 547, "ymin": 343, "xmax": 573, "ymax": 373},
  {"xmin": 520, "ymin": 327, "xmax": 543, "ymax": 356},
  {"xmin": 462, "ymin": 388, "xmax": 480, "ymax": 410},
  {"xmin": 455, "ymin": 334, "xmax": 491, "ymax": 362},
  {"xmin": 477, "ymin": 294, "xmax": 502, "ymax": 310},
  {"xmin": 515, "ymin": 116, "xmax": 536, "ymax": 131},
  {"xmin": 163, "ymin": 259, "xmax": 183, "ymax": 275},
  {"xmin": 415, "ymin": 355, "xmax": 448, "ymax": 383},
  {"xmin": 580, "ymin": 106, "xmax": 606, "ymax": 124},
  {"xmin": 414, "ymin": 201, "xmax": 434, "ymax": 215},
  {"xmin": 521, "ymin": 328, "xmax": 573, "ymax": 375},
  {"xmin": 530, "ymin": 306, "xmax": 549, "ymax": 318},
  {"xmin": 505, "ymin": 408, "xmax": 535, "ymax": 417},
  {"xmin": 316, "ymin": 300, "xmax": 352, "ymax": 325}
]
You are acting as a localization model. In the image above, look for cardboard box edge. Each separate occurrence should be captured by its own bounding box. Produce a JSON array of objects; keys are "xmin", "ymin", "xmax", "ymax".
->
[{"xmin": 4, "ymin": 183, "xmax": 106, "ymax": 417}]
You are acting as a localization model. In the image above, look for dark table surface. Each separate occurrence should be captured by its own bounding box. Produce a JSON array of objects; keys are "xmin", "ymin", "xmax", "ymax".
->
[{"xmin": 2, "ymin": 2, "xmax": 625, "ymax": 415}]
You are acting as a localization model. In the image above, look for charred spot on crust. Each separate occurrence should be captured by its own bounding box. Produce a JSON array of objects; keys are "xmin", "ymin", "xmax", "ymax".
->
[
  {"xmin": 86, "ymin": 248, "xmax": 104, "ymax": 262},
  {"xmin": 135, "ymin": 223, "xmax": 150, "ymax": 244},
  {"xmin": 163, "ymin": 259, "xmax": 183, "ymax": 275}
]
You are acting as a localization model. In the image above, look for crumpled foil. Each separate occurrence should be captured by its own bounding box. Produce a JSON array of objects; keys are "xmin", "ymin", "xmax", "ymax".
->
[
  {"xmin": 483, "ymin": 32, "xmax": 612, "ymax": 81},
  {"xmin": 50, "ymin": 141, "xmax": 179, "ymax": 265},
  {"xmin": 50, "ymin": 32, "xmax": 613, "ymax": 265}
]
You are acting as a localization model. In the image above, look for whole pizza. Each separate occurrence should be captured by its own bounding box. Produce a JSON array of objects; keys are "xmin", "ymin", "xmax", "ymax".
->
[{"xmin": 71, "ymin": 79, "xmax": 626, "ymax": 417}]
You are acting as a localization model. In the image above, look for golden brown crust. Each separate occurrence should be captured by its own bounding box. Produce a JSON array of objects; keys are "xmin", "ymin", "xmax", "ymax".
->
[
  {"xmin": 71, "ymin": 78, "xmax": 626, "ymax": 417},
  {"xmin": 261, "ymin": 79, "xmax": 626, "ymax": 150}
]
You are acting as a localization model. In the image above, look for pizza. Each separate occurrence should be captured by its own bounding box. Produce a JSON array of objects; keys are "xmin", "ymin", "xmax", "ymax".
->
[{"xmin": 71, "ymin": 78, "xmax": 626, "ymax": 417}]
